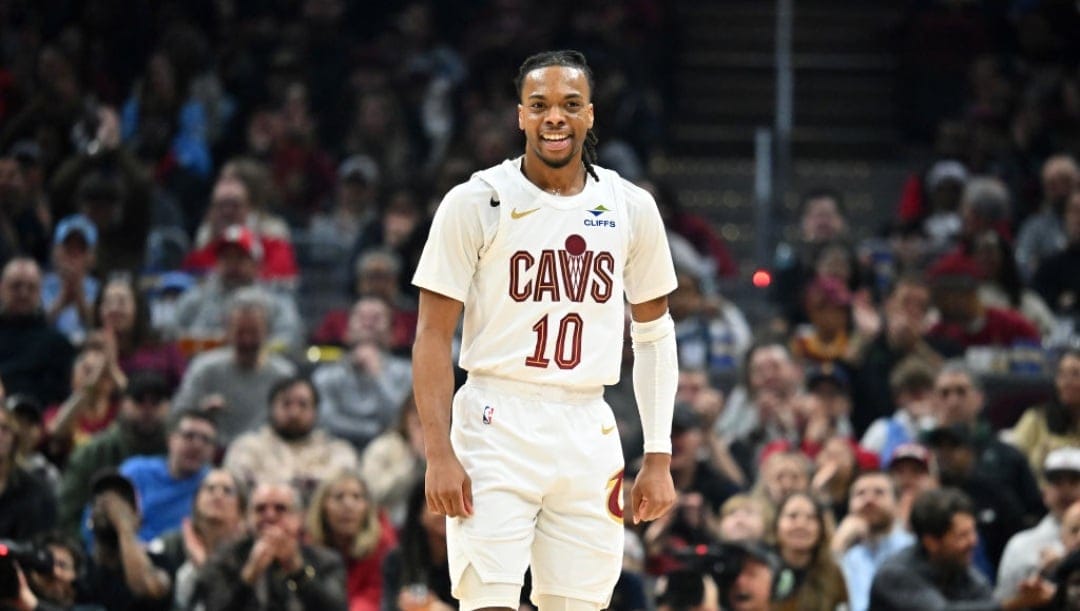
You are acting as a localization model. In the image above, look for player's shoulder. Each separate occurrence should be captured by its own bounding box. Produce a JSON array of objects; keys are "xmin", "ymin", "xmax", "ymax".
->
[{"xmin": 440, "ymin": 172, "xmax": 498, "ymax": 209}]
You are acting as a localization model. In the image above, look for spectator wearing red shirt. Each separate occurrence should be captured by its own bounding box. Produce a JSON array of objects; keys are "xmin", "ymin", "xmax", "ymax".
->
[
  {"xmin": 183, "ymin": 176, "xmax": 298, "ymax": 286},
  {"xmin": 306, "ymin": 471, "xmax": 396, "ymax": 611},
  {"xmin": 926, "ymin": 252, "xmax": 1040, "ymax": 350}
]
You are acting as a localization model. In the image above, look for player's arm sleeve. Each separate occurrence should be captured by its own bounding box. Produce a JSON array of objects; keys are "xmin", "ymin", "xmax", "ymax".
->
[
  {"xmin": 631, "ymin": 307, "xmax": 677, "ymax": 455},
  {"xmin": 411, "ymin": 182, "xmax": 490, "ymax": 302}
]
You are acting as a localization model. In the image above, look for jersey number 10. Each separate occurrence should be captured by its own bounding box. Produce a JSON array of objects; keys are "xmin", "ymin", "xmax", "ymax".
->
[{"xmin": 525, "ymin": 313, "xmax": 583, "ymax": 369}]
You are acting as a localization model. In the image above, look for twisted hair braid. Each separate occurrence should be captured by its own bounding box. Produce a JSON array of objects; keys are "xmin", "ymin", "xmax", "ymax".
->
[{"xmin": 515, "ymin": 49, "xmax": 600, "ymax": 183}]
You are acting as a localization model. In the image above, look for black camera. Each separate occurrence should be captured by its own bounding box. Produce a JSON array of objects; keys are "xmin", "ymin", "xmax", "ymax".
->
[
  {"xmin": 674, "ymin": 542, "xmax": 751, "ymax": 587},
  {"xmin": 0, "ymin": 540, "xmax": 53, "ymax": 600}
]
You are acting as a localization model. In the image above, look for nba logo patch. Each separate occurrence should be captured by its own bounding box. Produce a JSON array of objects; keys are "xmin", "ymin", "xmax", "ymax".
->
[{"xmin": 482, "ymin": 405, "xmax": 494, "ymax": 425}]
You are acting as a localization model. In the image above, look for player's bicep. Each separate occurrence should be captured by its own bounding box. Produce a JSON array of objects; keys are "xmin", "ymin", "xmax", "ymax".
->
[
  {"xmin": 630, "ymin": 295, "xmax": 669, "ymax": 323},
  {"xmin": 415, "ymin": 289, "xmax": 464, "ymax": 343}
]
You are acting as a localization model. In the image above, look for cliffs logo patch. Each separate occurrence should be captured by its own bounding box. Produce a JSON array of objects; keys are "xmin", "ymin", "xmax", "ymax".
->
[
  {"xmin": 587, "ymin": 205, "xmax": 610, "ymax": 217},
  {"xmin": 482, "ymin": 405, "xmax": 494, "ymax": 425}
]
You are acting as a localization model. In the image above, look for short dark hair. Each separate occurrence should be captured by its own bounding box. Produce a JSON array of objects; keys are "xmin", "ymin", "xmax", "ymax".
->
[
  {"xmin": 267, "ymin": 375, "xmax": 319, "ymax": 409},
  {"xmin": 513, "ymin": 49, "xmax": 600, "ymax": 184},
  {"xmin": 852, "ymin": 469, "xmax": 899, "ymax": 501},
  {"xmin": 167, "ymin": 407, "xmax": 218, "ymax": 434},
  {"xmin": 910, "ymin": 487, "xmax": 973, "ymax": 540}
]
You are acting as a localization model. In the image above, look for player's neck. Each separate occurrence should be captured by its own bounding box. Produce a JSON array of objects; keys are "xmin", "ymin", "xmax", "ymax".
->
[{"xmin": 521, "ymin": 155, "xmax": 587, "ymax": 197}]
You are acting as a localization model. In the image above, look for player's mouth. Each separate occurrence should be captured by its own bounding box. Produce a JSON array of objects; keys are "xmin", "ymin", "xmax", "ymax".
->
[{"xmin": 540, "ymin": 132, "xmax": 571, "ymax": 152}]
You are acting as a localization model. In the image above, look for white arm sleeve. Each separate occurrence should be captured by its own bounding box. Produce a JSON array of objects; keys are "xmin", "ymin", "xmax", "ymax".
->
[{"xmin": 631, "ymin": 312, "xmax": 678, "ymax": 454}]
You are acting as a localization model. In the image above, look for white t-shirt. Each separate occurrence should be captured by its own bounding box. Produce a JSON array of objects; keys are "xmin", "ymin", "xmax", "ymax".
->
[{"xmin": 413, "ymin": 157, "xmax": 677, "ymax": 389}]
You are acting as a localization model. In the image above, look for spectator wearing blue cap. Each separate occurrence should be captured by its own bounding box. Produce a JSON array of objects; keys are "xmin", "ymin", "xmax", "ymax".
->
[{"xmin": 41, "ymin": 214, "xmax": 100, "ymax": 345}]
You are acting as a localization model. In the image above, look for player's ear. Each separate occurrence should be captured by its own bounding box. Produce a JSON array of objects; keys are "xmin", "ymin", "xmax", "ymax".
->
[
  {"xmin": 586, "ymin": 103, "xmax": 594, "ymax": 130},
  {"xmin": 518, "ymin": 104, "xmax": 524, "ymax": 130}
]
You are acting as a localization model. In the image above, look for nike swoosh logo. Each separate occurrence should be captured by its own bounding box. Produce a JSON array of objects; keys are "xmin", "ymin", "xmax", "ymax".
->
[
  {"xmin": 511, "ymin": 207, "xmax": 541, "ymax": 219},
  {"xmin": 601, "ymin": 424, "xmax": 616, "ymax": 435}
]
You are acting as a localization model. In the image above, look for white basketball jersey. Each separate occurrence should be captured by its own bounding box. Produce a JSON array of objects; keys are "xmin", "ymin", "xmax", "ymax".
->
[{"xmin": 413, "ymin": 157, "xmax": 677, "ymax": 389}]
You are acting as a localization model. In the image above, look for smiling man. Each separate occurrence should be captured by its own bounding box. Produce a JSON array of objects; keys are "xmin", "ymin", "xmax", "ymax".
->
[
  {"xmin": 870, "ymin": 487, "xmax": 1055, "ymax": 610},
  {"xmin": 411, "ymin": 49, "xmax": 679, "ymax": 611}
]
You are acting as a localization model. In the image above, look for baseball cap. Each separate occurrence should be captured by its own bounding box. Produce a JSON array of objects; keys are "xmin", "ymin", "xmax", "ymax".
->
[
  {"xmin": 89, "ymin": 468, "xmax": 139, "ymax": 511},
  {"xmin": 887, "ymin": 442, "xmax": 933, "ymax": 472},
  {"xmin": 4, "ymin": 393, "xmax": 42, "ymax": 424},
  {"xmin": 338, "ymin": 154, "xmax": 379, "ymax": 185},
  {"xmin": 927, "ymin": 252, "xmax": 983, "ymax": 288},
  {"xmin": 53, "ymin": 214, "xmax": 98, "ymax": 248},
  {"xmin": 926, "ymin": 160, "xmax": 969, "ymax": 191},
  {"xmin": 805, "ymin": 362, "xmax": 851, "ymax": 392},
  {"xmin": 212, "ymin": 224, "xmax": 262, "ymax": 261},
  {"xmin": 1044, "ymin": 447, "xmax": 1080, "ymax": 477}
]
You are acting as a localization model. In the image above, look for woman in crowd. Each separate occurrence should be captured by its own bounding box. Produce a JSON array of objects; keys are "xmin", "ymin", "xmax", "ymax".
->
[
  {"xmin": 1009, "ymin": 348, "xmax": 1080, "ymax": 475},
  {"xmin": 971, "ymin": 229, "xmax": 1057, "ymax": 336},
  {"xmin": 93, "ymin": 274, "xmax": 186, "ymax": 390},
  {"xmin": 307, "ymin": 470, "xmax": 397, "ymax": 611},
  {"xmin": 43, "ymin": 343, "xmax": 125, "ymax": 465},
  {"xmin": 151, "ymin": 468, "xmax": 248, "ymax": 609},
  {"xmin": 770, "ymin": 492, "xmax": 848, "ymax": 611}
]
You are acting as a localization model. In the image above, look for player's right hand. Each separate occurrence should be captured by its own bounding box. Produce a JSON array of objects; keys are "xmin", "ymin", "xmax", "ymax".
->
[{"xmin": 425, "ymin": 454, "xmax": 474, "ymax": 518}]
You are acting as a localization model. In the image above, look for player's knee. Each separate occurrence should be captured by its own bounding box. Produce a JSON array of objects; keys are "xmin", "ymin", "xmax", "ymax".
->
[
  {"xmin": 457, "ymin": 565, "xmax": 520, "ymax": 611},
  {"xmin": 535, "ymin": 594, "xmax": 604, "ymax": 611}
]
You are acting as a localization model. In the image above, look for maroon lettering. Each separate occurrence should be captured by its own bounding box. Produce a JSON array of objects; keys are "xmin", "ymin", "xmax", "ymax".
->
[
  {"xmin": 591, "ymin": 252, "xmax": 615, "ymax": 303},
  {"xmin": 509, "ymin": 252, "xmax": 534, "ymax": 302},
  {"xmin": 534, "ymin": 250, "xmax": 560, "ymax": 302}
]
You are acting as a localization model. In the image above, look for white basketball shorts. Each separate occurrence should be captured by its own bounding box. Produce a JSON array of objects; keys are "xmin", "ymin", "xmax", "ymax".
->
[{"xmin": 447, "ymin": 374, "xmax": 626, "ymax": 606}]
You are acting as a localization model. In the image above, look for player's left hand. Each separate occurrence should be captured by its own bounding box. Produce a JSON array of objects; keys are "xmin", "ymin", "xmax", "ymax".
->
[{"xmin": 631, "ymin": 453, "xmax": 676, "ymax": 524}]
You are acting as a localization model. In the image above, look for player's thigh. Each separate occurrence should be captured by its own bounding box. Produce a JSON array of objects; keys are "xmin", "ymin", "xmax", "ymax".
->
[
  {"xmin": 530, "ymin": 414, "xmax": 625, "ymax": 604},
  {"xmin": 448, "ymin": 385, "xmax": 544, "ymax": 589}
]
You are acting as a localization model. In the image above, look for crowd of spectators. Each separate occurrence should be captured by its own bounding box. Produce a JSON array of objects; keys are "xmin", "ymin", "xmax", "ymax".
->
[{"xmin": 2, "ymin": 0, "xmax": 1080, "ymax": 610}]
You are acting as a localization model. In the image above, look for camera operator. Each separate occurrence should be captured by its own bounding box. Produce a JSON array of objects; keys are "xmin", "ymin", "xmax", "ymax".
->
[
  {"xmin": 0, "ymin": 543, "xmax": 64, "ymax": 611},
  {"xmin": 24, "ymin": 532, "xmax": 80, "ymax": 610},
  {"xmin": 725, "ymin": 542, "xmax": 780, "ymax": 611},
  {"xmin": 656, "ymin": 542, "xmax": 782, "ymax": 611}
]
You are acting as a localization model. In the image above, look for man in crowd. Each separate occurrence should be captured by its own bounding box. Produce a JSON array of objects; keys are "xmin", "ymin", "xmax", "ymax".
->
[
  {"xmin": 929, "ymin": 361, "xmax": 1043, "ymax": 521},
  {"xmin": 312, "ymin": 296, "xmax": 412, "ymax": 452},
  {"xmin": 41, "ymin": 214, "xmax": 100, "ymax": 346},
  {"xmin": 726, "ymin": 541, "xmax": 783, "ymax": 611},
  {"xmin": 0, "ymin": 257, "xmax": 75, "ymax": 404},
  {"xmin": 833, "ymin": 471, "xmax": 915, "ymax": 611},
  {"xmin": 870, "ymin": 487, "xmax": 1055, "ymax": 610},
  {"xmin": 119, "ymin": 408, "xmax": 217, "ymax": 541},
  {"xmin": 172, "ymin": 289, "xmax": 296, "ymax": 443},
  {"xmin": 172, "ymin": 224, "xmax": 302, "ymax": 353},
  {"xmin": 926, "ymin": 253, "xmax": 1040, "ymax": 350},
  {"xmin": 997, "ymin": 447, "xmax": 1080, "ymax": 601},
  {"xmin": 190, "ymin": 480, "xmax": 347, "ymax": 610},
  {"xmin": 224, "ymin": 376, "xmax": 358, "ymax": 500},
  {"xmin": 77, "ymin": 469, "xmax": 171, "ymax": 610}
]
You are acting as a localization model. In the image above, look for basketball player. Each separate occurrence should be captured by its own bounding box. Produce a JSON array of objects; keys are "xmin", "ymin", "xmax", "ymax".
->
[{"xmin": 412, "ymin": 50, "xmax": 679, "ymax": 611}]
